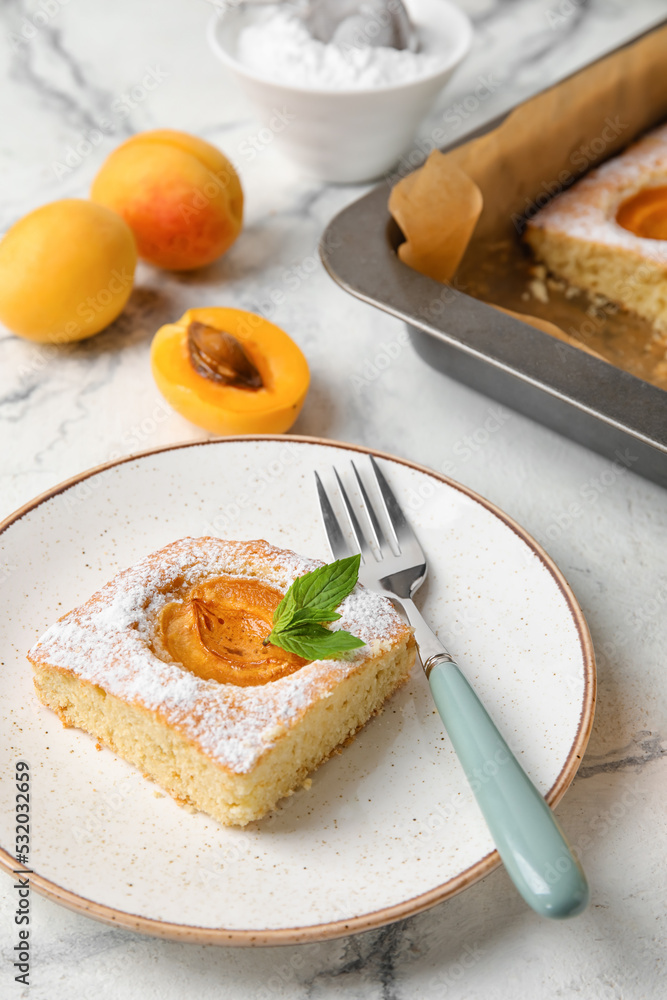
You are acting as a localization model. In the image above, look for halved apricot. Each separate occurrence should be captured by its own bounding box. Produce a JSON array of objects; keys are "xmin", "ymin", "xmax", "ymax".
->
[{"xmin": 150, "ymin": 307, "xmax": 309, "ymax": 435}]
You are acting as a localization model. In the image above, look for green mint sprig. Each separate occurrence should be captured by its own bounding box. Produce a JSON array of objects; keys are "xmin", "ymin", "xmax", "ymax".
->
[{"xmin": 264, "ymin": 554, "xmax": 365, "ymax": 661}]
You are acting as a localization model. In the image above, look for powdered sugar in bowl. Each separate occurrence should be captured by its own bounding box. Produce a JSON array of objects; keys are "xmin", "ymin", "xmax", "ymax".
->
[{"xmin": 207, "ymin": 0, "xmax": 472, "ymax": 183}]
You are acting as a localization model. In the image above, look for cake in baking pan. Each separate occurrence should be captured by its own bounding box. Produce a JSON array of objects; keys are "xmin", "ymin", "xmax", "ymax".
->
[
  {"xmin": 28, "ymin": 537, "xmax": 415, "ymax": 826},
  {"xmin": 524, "ymin": 122, "xmax": 667, "ymax": 330}
]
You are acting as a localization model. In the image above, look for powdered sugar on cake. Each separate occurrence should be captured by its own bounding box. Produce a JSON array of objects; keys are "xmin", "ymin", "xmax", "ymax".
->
[
  {"xmin": 527, "ymin": 121, "xmax": 667, "ymax": 263},
  {"xmin": 28, "ymin": 538, "xmax": 408, "ymax": 773}
]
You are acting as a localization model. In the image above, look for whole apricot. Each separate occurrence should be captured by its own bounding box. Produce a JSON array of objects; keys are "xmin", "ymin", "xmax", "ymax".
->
[
  {"xmin": 90, "ymin": 130, "xmax": 243, "ymax": 270},
  {"xmin": 0, "ymin": 199, "xmax": 137, "ymax": 344},
  {"xmin": 151, "ymin": 307, "xmax": 309, "ymax": 435}
]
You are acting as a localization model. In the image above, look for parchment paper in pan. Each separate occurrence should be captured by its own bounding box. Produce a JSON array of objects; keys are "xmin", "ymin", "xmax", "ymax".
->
[{"xmin": 389, "ymin": 23, "xmax": 667, "ymax": 390}]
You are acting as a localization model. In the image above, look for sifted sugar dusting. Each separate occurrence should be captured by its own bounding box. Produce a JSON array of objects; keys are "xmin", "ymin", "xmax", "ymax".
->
[{"xmin": 28, "ymin": 538, "xmax": 408, "ymax": 773}]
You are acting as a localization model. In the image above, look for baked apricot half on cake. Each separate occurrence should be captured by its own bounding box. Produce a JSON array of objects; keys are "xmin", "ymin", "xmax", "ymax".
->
[{"xmin": 150, "ymin": 307, "xmax": 310, "ymax": 435}]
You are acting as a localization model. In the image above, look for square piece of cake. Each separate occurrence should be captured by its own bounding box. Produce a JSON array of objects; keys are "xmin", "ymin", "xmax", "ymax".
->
[
  {"xmin": 28, "ymin": 537, "xmax": 415, "ymax": 826},
  {"xmin": 524, "ymin": 122, "xmax": 667, "ymax": 330}
]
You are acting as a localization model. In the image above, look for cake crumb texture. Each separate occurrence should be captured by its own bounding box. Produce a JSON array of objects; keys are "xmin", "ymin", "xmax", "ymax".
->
[{"xmin": 525, "ymin": 122, "xmax": 667, "ymax": 330}]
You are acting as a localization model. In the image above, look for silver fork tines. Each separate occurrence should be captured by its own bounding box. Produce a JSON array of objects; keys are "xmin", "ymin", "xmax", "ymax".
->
[
  {"xmin": 315, "ymin": 458, "xmax": 427, "ymax": 600},
  {"xmin": 351, "ymin": 461, "xmax": 393, "ymax": 558},
  {"xmin": 333, "ymin": 468, "xmax": 374, "ymax": 563}
]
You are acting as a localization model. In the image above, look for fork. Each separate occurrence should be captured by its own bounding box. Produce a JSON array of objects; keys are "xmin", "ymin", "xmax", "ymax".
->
[{"xmin": 315, "ymin": 457, "xmax": 589, "ymax": 920}]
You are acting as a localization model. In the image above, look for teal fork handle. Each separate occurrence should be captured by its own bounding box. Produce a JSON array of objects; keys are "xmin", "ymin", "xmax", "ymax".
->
[{"xmin": 427, "ymin": 657, "xmax": 589, "ymax": 919}]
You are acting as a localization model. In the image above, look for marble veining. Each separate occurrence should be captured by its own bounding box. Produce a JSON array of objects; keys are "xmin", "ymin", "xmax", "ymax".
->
[{"xmin": 2, "ymin": 0, "xmax": 667, "ymax": 997}]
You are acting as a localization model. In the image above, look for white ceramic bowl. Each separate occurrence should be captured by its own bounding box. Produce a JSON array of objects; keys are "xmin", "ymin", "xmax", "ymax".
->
[{"xmin": 207, "ymin": 0, "xmax": 473, "ymax": 183}]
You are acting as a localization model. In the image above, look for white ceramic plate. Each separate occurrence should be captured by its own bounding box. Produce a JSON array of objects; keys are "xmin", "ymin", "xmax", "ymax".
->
[{"xmin": 0, "ymin": 437, "xmax": 595, "ymax": 944}]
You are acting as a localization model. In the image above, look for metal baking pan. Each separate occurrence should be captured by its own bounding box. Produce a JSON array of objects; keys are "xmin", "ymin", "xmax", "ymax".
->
[{"xmin": 320, "ymin": 33, "xmax": 667, "ymax": 490}]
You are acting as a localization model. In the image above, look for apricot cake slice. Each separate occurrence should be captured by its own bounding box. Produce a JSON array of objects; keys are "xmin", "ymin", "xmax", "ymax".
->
[
  {"xmin": 524, "ymin": 122, "xmax": 667, "ymax": 330},
  {"xmin": 28, "ymin": 537, "xmax": 415, "ymax": 826}
]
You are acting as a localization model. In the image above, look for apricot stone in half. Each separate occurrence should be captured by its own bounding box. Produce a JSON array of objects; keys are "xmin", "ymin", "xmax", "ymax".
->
[
  {"xmin": 91, "ymin": 130, "xmax": 243, "ymax": 271},
  {"xmin": 0, "ymin": 199, "xmax": 137, "ymax": 343},
  {"xmin": 150, "ymin": 307, "xmax": 310, "ymax": 435}
]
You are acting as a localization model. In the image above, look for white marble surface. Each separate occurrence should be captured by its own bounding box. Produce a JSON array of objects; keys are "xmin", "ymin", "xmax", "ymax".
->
[{"xmin": 2, "ymin": 0, "xmax": 667, "ymax": 997}]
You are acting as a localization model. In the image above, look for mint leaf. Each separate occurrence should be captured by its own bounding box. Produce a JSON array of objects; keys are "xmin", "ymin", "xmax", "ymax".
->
[
  {"xmin": 270, "ymin": 622, "xmax": 365, "ymax": 660},
  {"xmin": 268, "ymin": 607, "xmax": 341, "ymax": 643},
  {"xmin": 271, "ymin": 586, "xmax": 297, "ymax": 632},
  {"xmin": 294, "ymin": 553, "xmax": 361, "ymax": 610},
  {"xmin": 274, "ymin": 607, "xmax": 342, "ymax": 630},
  {"xmin": 273, "ymin": 554, "xmax": 361, "ymax": 627},
  {"xmin": 265, "ymin": 554, "xmax": 364, "ymax": 660}
]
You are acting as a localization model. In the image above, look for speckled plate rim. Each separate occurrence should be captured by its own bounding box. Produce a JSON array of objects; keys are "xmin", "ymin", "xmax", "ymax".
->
[{"xmin": 0, "ymin": 434, "xmax": 596, "ymax": 946}]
